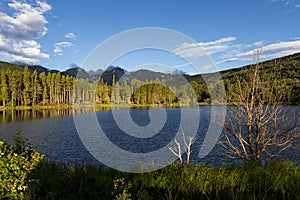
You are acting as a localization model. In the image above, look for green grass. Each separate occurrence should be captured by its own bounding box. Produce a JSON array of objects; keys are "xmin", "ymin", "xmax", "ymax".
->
[
  {"xmin": 0, "ymin": 101, "xmax": 213, "ymax": 111},
  {"xmin": 0, "ymin": 105, "xmax": 72, "ymax": 111},
  {"xmin": 25, "ymin": 161, "xmax": 300, "ymax": 200}
]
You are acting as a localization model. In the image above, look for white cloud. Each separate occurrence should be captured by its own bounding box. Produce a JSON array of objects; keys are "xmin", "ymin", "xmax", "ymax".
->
[
  {"xmin": 173, "ymin": 37, "xmax": 236, "ymax": 58},
  {"xmin": 296, "ymin": 4, "xmax": 300, "ymax": 7},
  {"xmin": 174, "ymin": 36, "xmax": 300, "ymax": 68},
  {"xmin": 200, "ymin": 37, "xmax": 236, "ymax": 46},
  {"xmin": 1, "ymin": 0, "xmax": 51, "ymax": 40},
  {"xmin": 216, "ymin": 57, "xmax": 240, "ymax": 65},
  {"xmin": 219, "ymin": 40, "xmax": 300, "ymax": 63},
  {"xmin": 53, "ymin": 41, "xmax": 74, "ymax": 56},
  {"xmin": 54, "ymin": 41, "xmax": 74, "ymax": 47},
  {"xmin": 65, "ymin": 33, "xmax": 77, "ymax": 40},
  {"xmin": 260, "ymin": 40, "xmax": 300, "ymax": 54},
  {"xmin": 0, "ymin": 34, "xmax": 49, "ymax": 63},
  {"xmin": 0, "ymin": 0, "xmax": 51, "ymax": 63}
]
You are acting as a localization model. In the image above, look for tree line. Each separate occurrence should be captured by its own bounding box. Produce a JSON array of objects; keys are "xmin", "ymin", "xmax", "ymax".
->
[
  {"xmin": 0, "ymin": 66, "xmax": 207, "ymax": 107},
  {"xmin": 0, "ymin": 62, "xmax": 298, "ymax": 107},
  {"xmin": 0, "ymin": 66, "xmax": 74, "ymax": 107}
]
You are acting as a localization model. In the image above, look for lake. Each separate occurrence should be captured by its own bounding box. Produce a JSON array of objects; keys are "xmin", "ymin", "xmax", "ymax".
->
[{"xmin": 0, "ymin": 106, "xmax": 299, "ymax": 168}]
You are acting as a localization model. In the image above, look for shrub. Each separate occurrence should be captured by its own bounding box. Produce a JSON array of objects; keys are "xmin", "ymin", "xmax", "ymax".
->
[{"xmin": 0, "ymin": 133, "xmax": 43, "ymax": 199}]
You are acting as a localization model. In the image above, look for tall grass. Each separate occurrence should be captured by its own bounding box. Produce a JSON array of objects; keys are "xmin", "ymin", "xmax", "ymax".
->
[{"xmin": 26, "ymin": 161, "xmax": 300, "ymax": 200}]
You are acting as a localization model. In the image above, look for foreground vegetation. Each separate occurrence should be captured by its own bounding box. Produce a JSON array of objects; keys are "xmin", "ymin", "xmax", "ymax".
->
[
  {"xmin": 1, "ymin": 136, "xmax": 300, "ymax": 200},
  {"xmin": 31, "ymin": 161, "xmax": 300, "ymax": 200}
]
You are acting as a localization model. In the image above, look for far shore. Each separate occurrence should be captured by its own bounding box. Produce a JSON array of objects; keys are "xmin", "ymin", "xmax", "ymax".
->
[
  {"xmin": 1, "ymin": 101, "xmax": 298, "ymax": 111},
  {"xmin": 0, "ymin": 102, "xmax": 214, "ymax": 111}
]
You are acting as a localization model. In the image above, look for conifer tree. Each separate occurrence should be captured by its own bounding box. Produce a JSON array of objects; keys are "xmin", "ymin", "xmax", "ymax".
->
[{"xmin": 1, "ymin": 70, "xmax": 9, "ymax": 106}]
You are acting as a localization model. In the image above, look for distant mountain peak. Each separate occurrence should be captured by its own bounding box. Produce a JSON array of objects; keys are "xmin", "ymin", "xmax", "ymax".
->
[{"xmin": 69, "ymin": 63, "xmax": 82, "ymax": 69}]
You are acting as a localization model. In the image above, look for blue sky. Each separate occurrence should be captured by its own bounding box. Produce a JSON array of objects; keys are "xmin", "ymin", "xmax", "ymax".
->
[{"xmin": 0, "ymin": 0, "xmax": 300, "ymax": 74}]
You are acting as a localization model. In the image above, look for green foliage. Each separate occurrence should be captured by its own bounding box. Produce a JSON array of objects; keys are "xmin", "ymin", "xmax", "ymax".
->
[
  {"xmin": 113, "ymin": 178, "xmax": 132, "ymax": 200},
  {"xmin": 0, "ymin": 66, "xmax": 74, "ymax": 107},
  {"xmin": 131, "ymin": 83, "xmax": 177, "ymax": 105},
  {"xmin": 221, "ymin": 58, "xmax": 300, "ymax": 105},
  {"xmin": 18, "ymin": 161, "xmax": 299, "ymax": 199},
  {"xmin": 0, "ymin": 133, "xmax": 43, "ymax": 199},
  {"xmin": 1, "ymin": 70, "xmax": 9, "ymax": 106}
]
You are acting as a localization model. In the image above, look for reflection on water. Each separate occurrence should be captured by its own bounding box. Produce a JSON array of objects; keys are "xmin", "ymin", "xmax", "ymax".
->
[
  {"xmin": 0, "ymin": 106, "xmax": 112, "ymax": 123},
  {"xmin": 0, "ymin": 109, "xmax": 72, "ymax": 123}
]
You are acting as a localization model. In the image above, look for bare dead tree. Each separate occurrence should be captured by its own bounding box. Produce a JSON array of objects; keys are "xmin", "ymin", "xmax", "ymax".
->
[
  {"xmin": 183, "ymin": 131, "xmax": 194, "ymax": 164},
  {"xmin": 220, "ymin": 51, "xmax": 300, "ymax": 165},
  {"xmin": 169, "ymin": 138, "xmax": 183, "ymax": 163},
  {"xmin": 169, "ymin": 128, "xmax": 194, "ymax": 165}
]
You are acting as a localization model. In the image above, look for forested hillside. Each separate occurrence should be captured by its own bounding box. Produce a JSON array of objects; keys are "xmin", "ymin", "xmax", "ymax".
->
[
  {"xmin": 188, "ymin": 53, "xmax": 300, "ymax": 104},
  {"xmin": 0, "ymin": 61, "xmax": 23, "ymax": 71},
  {"xmin": 0, "ymin": 53, "xmax": 299, "ymax": 107}
]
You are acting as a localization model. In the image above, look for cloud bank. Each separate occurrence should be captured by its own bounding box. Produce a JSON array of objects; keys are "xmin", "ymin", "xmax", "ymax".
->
[
  {"xmin": 0, "ymin": 0, "xmax": 51, "ymax": 63},
  {"xmin": 173, "ymin": 37, "xmax": 236, "ymax": 58},
  {"xmin": 173, "ymin": 36, "xmax": 300, "ymax": 66}
]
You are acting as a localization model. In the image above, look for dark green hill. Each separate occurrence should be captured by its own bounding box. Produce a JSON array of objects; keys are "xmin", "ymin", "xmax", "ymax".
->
[
  {"xmin": 220, "ymin": 53, "xmax": 300, "ymax": 82},
  {"xmin": 188, "ymin": 52, "xmax": 300, "ymax": 84},
  {"xmin": 0, "ymin": 61, "xmax": 23, "ymax": 71},
  {"xmin": 183, "ymin": 52, "xmax": 300, "ymax": 105}
]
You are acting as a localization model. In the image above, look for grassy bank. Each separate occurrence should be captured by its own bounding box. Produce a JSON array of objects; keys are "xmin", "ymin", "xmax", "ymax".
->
[
  {"xmin": 1, "ymin": 137, "xmax": 300, "ymax": 199},
  {"xmin": 0, "ymin": 102, "xmax": 212, "ymax": 111},
  {"xmin": 0, "ymin": 105, "xmax": 72, "ymax": 111}
]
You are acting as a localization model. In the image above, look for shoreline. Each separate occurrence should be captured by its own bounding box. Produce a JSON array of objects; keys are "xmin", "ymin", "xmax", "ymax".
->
[
  {"xmin": 0, "ymin": 102, "xmax": 212, "ymax": 111},
  {"xmin": 1, "ymin": 101, "xmax": 299, "ymax": 111}
]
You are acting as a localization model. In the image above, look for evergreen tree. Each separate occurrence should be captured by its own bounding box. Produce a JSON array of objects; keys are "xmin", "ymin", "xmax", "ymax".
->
[
  {"xmin": 55, "ymin": 72, "xmax": 62, "ymax": 104},
  {"xmin": 66, "ymin": 76, "xmax": 73, "ymax": 104},
  {"xmin": 9, "ymin": 70, "xmax": 19, "ymax": 107},
  {"xmin": 31, "ymin": 70, "xmax": 41, "ymax": 106},
  {"xmin": 1, "ymin": 70, "xmax": 9, "ymax": 106},
  {"xmin": 39, "ymin": 72, "xmax": 48, "ymax": 105},
  {"xmin": 114, "ymin": 82, "xmax": 121, "ymax": 105},
  {"xmin": 22, "ymin": 66, "xmax": 31, "ymax": 106}
]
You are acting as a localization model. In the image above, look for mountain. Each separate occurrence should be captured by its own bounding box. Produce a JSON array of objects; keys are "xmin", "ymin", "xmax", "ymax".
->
[
  {"xmin": 60, "ymin": 63, "xmax": 89, "ymax": 78},
  {"xmin": 0, "ymin": 52, "xmax": 299, "ymax": 86},
  {"xmin": 16, "ymin": 63, "xmax": 59, "ymax": 74},
  {"xmin": 100, "ymin": 66, "xmax": 126, "ymax": 85},
  {"xmin": 88, "ymin": 69, "xmax": 104, "ymax": 82},
  {"xmin": 62, "ymin": 68, "xmax": 89, "ymax": 79},
  {"xmin": 119, "ymin": 69, "xmax": 181, "ymax": 83}
]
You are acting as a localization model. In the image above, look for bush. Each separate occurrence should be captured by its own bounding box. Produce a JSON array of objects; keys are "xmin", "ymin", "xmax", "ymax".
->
[{"xmin": 0, "ymin": 133, "xmax": 43, "ymax": 199}]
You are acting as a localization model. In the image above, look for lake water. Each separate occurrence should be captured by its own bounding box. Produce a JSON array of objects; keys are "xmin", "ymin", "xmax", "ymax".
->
[{"xmin": 0, "ymin": 106, "xmax": 299, "ymax": 167}]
